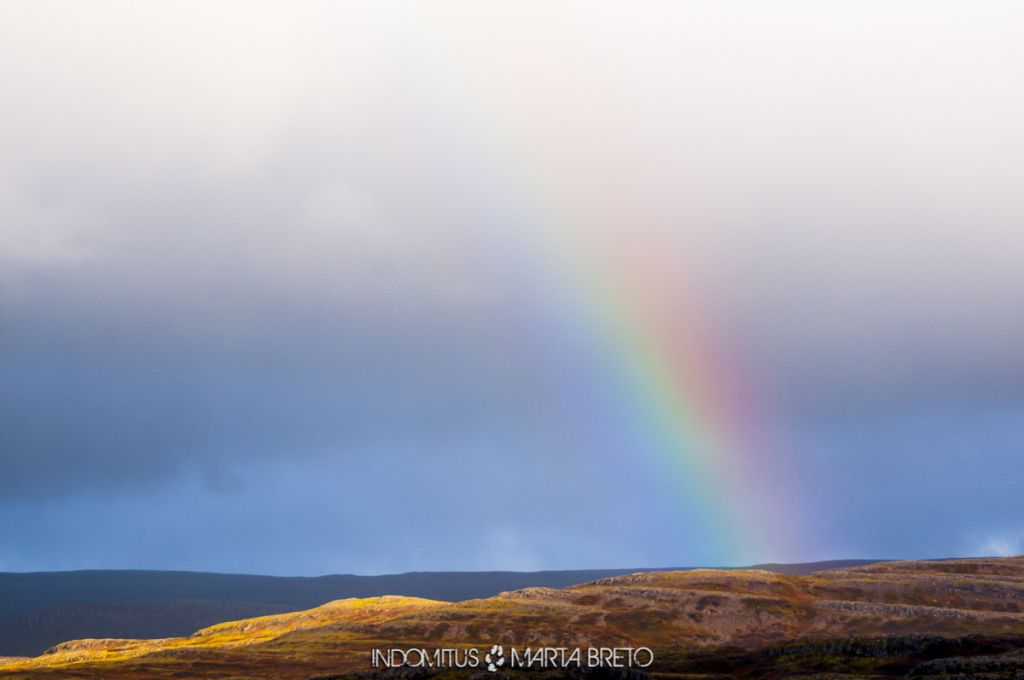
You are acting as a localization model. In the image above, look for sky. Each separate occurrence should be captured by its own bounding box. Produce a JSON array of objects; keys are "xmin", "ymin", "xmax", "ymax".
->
[{"xmin": 1, "ymin": 1, "xmax": 1023, "ymax": 575}]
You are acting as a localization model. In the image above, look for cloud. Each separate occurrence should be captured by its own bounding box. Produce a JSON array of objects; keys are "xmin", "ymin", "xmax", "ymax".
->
[
  {"xmin": 1, "ymin": 1, "xmax": 1024, "ymax": 570},
  {"xmin": 978, "ymin": 533, "xmax": 1024, "ymax": 558}
]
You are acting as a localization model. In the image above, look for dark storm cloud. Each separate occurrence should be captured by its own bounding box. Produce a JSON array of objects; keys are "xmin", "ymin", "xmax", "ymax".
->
[
  {"xmin": 0, "ymin": 117, "xmax": 566, "ymax": 497},
  {"xmin": 2, "ymin": 1, "xmax": 1024, "ymax": 571}
]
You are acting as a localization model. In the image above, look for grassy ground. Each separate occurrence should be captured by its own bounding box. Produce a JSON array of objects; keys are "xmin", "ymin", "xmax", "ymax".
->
[{"xmin": 2, "ymin": 557, "xmax": 1024, "ymax": 678}]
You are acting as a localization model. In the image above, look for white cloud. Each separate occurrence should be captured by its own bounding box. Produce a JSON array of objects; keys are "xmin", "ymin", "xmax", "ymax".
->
[
  {"xmin": 977, "ymin": 532, "xmax": 1024, "ymax": 558},
  {"xmin": 0, "ymin": 187, "xmax": 96, "ymax": 271}
]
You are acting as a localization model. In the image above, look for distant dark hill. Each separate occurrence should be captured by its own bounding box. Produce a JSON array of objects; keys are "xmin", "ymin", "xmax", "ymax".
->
[
  {"xmin": 747, "ymin": 558, "xmax": 880, "ymax": 574},
  {"xmin": 0, "ymin": 560, "xmax": 880, "ymax": 656}
]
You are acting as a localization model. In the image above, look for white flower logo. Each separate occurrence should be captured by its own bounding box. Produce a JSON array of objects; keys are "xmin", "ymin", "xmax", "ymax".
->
[{"xmin": 485, "ymin": 644, "xmax": 505, "ymax": 672}]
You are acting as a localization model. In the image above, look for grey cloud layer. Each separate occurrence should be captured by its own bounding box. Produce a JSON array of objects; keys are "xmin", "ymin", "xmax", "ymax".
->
[{"xmin": 2, "ymin": 1, "xmax": 1023, "ymax": 569}]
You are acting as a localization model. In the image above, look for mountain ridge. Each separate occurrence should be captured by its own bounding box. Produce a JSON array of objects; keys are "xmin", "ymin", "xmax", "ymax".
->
[
  {"xmin": 3, "ymin": 557, "xmax": 1024, "ymax": 678},
  {"xmin": 0, "ymin": 560, "xmax": 879, "ymax": 656}
]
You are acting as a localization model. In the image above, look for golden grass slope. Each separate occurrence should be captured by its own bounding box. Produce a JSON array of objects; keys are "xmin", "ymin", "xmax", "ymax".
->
[
  {"xmin": 2, "ymin": 557, "xmax": 1023, "ymax": 678},
  {"xmin": 0, "ymin": 596, "xmax": 445, "ymax": 678}
]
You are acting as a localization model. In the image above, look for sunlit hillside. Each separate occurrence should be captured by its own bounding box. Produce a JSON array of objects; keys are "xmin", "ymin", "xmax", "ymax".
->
[{"xmin": 3, "ymin": 557, "xmax": 1024, "ymax": 678}]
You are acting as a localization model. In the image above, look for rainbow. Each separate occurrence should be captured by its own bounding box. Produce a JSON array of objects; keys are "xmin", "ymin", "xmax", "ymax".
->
[
  {"xmin": 515, "ymin": 195, "xmax": 791, "ymax": 564},
  {"xmin": 411, "ymin": 54, "xmax": 799, "ymax": 564}
]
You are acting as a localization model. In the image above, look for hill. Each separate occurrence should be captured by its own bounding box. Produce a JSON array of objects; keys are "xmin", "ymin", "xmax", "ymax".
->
[
  {"xmin": 2, "ymin": 557, "xmax": 1023, "ymax": 678},
  {"xmin": 0, "ymin": 561, "xmax": 874, "ymax": 657},
  {"xmin": 0, "ymin": 568, "xmax": 654, "ymax": 657}
]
